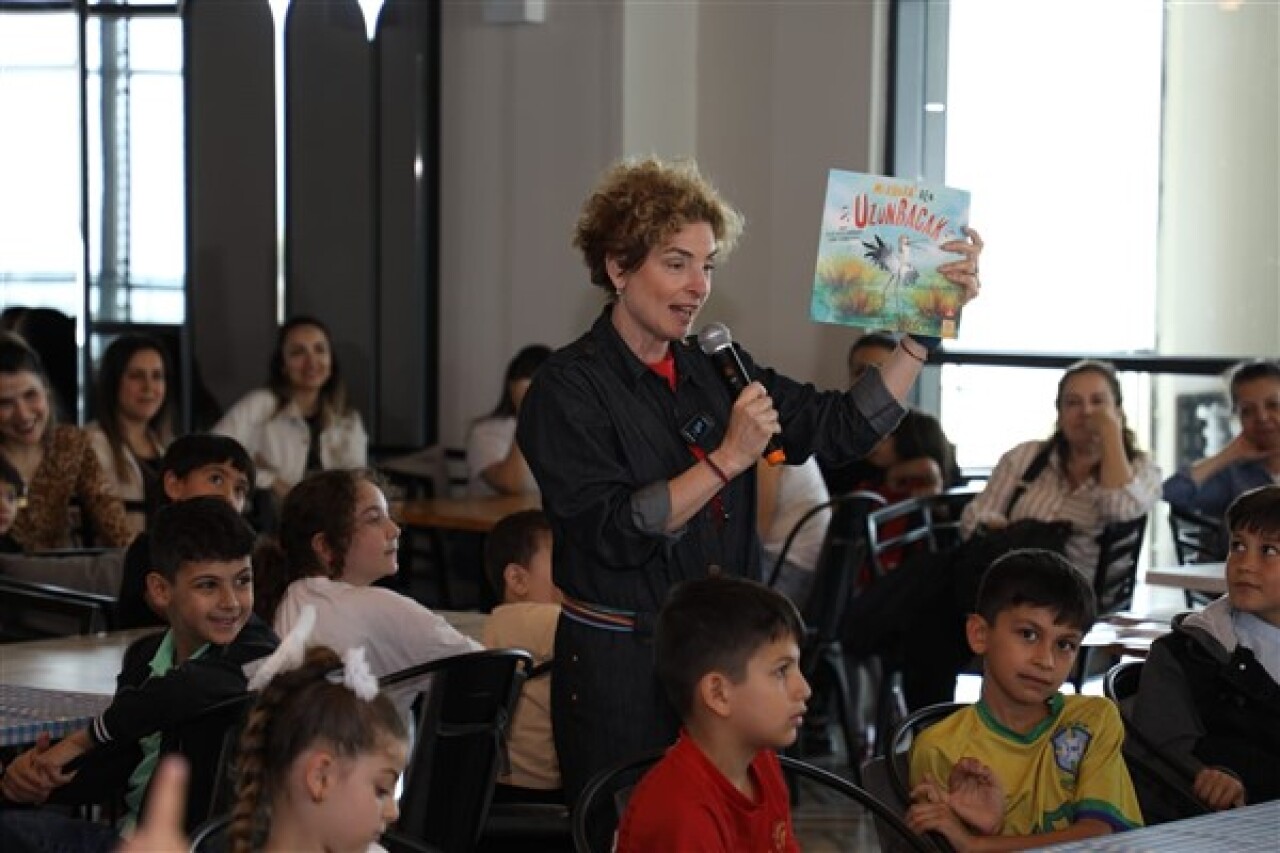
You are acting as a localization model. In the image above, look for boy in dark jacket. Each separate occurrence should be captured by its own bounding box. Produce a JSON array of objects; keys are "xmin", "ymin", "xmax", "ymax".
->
[
  {"xmin": 1134, "ymin": 485, "xmax": 1280, "ymax": 816},
  {"xmin": 0, "ymin": 496, "xmax": 278, "ymax": 852}
]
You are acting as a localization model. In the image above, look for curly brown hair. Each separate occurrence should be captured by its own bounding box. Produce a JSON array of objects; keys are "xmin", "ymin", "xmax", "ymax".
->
[{"xmin": 572, "ymin": 157, "xmax": 744, "ymax": 293}]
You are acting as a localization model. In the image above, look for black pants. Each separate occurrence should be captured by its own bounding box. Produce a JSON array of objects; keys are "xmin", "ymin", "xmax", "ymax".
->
[
  {"xmin": 550, "ymin": 616, "xmax": 680, "ymax": 806},
  {"xmin": 842, "ymin": 548, "xmax": 972, "ymax": 711}
]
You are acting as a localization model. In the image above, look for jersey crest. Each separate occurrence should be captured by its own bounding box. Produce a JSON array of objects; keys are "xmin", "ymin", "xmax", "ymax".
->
[{"xmin": 1051, "ymin": 723, "xmax": 1091, "ymax": 778}]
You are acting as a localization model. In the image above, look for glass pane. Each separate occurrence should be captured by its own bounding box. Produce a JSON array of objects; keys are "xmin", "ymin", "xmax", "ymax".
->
[
  {"xmin": 0, "ymin": 12, "xmax": 82, "ymax": 317},
  {"xmin": 943, "ymin": 364, "xmax": 1152, "ymax": 472},
  {"xmin": 86, "ymin": 13, "xmax": 185, "ymax": 325},
  {"xmin": 944, "ymin": 0, "xmax": 1163, "ymax": 353}
]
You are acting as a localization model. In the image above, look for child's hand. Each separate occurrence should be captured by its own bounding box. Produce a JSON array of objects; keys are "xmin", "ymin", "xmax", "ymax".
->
[
  {"xmin": 0, "ymin": 733, "xmax": 59, "ymax": 803},
  {"xmin": 1194, "ymin": 766, "xmax": 1246, "ymax": 811},
  {"xmin": 906, "ymin": 800, "xmax": 978, "ymax": 852},
  {"xmin": 33, "ymin": 732, "xmax": 87, "ymax": 786},
  {"xmin": 947, "ymin": 757, "xmax": 1005, "ymax": 836}
]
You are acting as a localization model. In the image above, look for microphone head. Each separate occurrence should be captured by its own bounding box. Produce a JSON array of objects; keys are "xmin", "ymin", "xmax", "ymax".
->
[{"xmin": 697, "ymin": 322, "xmax": 733, "ymax": 355}]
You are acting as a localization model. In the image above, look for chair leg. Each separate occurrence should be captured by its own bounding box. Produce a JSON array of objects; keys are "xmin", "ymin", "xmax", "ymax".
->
[{"xmin": 822, "ymin": 648, "xmax": 863, "ymax": 785}]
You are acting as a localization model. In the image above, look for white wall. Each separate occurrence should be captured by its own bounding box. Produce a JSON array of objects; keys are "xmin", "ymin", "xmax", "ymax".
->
[
  {"xmin": 1153, "ymin": 0, "xmax": 1280, "ymax": 480},
  {"xmin": 438, "ymin": 0, "xmax": 889, "ymax": 445}
]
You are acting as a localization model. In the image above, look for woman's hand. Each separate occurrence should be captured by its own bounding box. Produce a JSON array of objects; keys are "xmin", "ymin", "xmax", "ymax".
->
[
  {"xmin": 938, "ymin": 226, "xmax": 984, "ymax": 304},
  {"xmin": 1086, "ymin": 406, "xmax": 1123, "ymax": 444},
  {"xmin": 1222, "ymin": 432, "xmax": 1269, "ymax": 465},
  {"xmin": 716, "ymin": 381, "xmax": 780, "ymax": 476}
]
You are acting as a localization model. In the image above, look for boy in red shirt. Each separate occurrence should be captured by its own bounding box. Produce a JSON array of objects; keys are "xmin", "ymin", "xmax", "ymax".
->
[{"xmin": 616, "ymin": 575, "xmax": 811, "ymax": 852}]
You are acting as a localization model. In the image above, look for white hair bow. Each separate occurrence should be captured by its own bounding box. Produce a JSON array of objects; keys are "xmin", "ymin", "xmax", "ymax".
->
[
  {"xmin": 248, "ymin": 604, "xmax": 316, "ymax": 692},
  {"xmin": 247, "ymin": 604, "xmax": 379, "ymax": 702},
  {"xmin": 334, "ymin": 646, "xmax": 379, "ymax": 701}
]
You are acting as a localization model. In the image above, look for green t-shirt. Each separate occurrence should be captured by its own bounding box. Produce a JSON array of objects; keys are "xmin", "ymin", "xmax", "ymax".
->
[{"xmin": 121, "ymin": 631, "xmax": 209, "ymax": 830}]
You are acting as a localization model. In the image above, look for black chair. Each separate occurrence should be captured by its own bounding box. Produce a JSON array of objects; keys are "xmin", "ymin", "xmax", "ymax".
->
[
  {"xmin": 379, "ymin": 648, "xmax": 533, "ymax": 853},
  {"xmin": 190, "ymin": 814, "xmax": 445, "ymax": 853},
  {"xmin": 1092, "ymin": 515, "xmax": 1148, "ymax": 616},
  {"xmin": 861, "ymin": 496, "xmax": 956, "ymax": 750},
  {"xmin": 1103, "ymin": 660, "xmax": 1209, "ymax": 825},
  {"xmin": 570, "ymin": 749, "xmax": 937, "ymax": 853},
  {"xmin": 168, "ymin": 693, "xmax": 257, "ymax": 833},
  {"xmin": 0, "ymin": 575, "xmax": 116, "ymax": 640},
  {"xmin": 883, "ymin": 702, "xmax": 968, "ymax": 812},
  {"xmin": 1167, "ymin": 504, "xmax": 1225, "ymax": 607},
  {"xmin": 1071, "ymin": 515, "xmax": 1149, "ymax": 689},
  {"xmin": 768, "ymin": 490, "xmax": 886, "ymax": 776}
]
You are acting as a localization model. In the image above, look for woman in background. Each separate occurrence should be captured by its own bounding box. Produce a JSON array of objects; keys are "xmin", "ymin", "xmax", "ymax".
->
[
  {"xmin": 215, "ymin": 316, "xmax": 367, "ymax": 502},
  {"xmin": 86, "ymin": 334, "xmax": 174, "ymax": 535},
  {"xmin": 960, "ymin": 359, "xmax": 1161, "ymax": 572},
  {"xmin": 0, "ymin": 333, "xmax": 131, "ymax": 550},
  {"xmin": 466, "ymin": 344, "xmax": 551, "ymax": 497}
]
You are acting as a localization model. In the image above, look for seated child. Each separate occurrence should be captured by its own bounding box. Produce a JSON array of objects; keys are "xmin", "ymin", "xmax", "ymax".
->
[
  {"xmin": 232, "ymin": 638, "xmax": 410, "ymax": 853},
  {"xmin": 616, "ymin": 575, "xmax": 810, "ymax": 853},
  {"xmin": 0, "ymin": 496, "xmax": 278, "ymax": 852},
  {"xmin": 481, "ymin": 509, "xmax": 564, "ymax": 801},
  {"xmin": 1133, "ymin": 484, "xmax": 1280, "ymax": 814},
  {"xmin": 907, "ymin": 549, "xmax": 1142, "ymax": 850},
  {"xmin": 254, "ymin": 469, "xmax": 481, "ymax": 722},
  {"xmin": 0, "ymin": 454, "xmax": 23, "ymax": 553},
  {"xmin": 116, "ymin": 433, "xmax": 255, "ymax": 628}
]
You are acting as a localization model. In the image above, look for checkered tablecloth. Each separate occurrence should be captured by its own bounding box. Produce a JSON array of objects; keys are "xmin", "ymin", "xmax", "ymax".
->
[
  {"xmin": 0, "ymin": 683, "xmax": 112, "ymax": 747},
  {"xmin": 1040, "ymin": 799, "xmax": 1280, "ymax": 852}
]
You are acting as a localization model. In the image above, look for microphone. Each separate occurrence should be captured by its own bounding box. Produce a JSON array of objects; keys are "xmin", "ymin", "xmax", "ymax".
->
[{"xmin": 696, "ymin": 322, "xmax": 787, "ymax": 466}]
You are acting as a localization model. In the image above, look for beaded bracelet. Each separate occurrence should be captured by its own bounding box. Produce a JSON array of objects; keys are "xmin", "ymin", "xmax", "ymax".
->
[{"xmin": 704, "ymin": 455, "xmax": 731, "ymax": 488}]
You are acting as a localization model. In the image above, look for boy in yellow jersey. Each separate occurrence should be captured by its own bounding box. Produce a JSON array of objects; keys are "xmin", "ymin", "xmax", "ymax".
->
[{"xmin": 907, "ymin": 549, "xmax": 1141, "ymax": 850}]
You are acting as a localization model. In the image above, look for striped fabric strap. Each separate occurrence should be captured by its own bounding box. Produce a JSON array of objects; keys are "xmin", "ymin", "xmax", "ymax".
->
[{"xmin": 560, "ymin": 595, "xmax": 638, "ymax": 633}]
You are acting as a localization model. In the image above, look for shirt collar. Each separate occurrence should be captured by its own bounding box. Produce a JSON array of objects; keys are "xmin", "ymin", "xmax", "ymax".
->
[{"xmin": 588, "ymin": 305, "xmax": 707, "ymax": 391}]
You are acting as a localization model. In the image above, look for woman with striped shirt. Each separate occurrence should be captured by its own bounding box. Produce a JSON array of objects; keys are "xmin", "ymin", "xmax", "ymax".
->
[{"xmin": 959, "ymin": 359, "xmax": 1162, "ymax": 573}]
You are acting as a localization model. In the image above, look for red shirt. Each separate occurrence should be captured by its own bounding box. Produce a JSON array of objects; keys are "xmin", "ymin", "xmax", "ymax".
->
[{"xmin": 616, "ymin": 732, "xmax": 799, "ymax": 853}]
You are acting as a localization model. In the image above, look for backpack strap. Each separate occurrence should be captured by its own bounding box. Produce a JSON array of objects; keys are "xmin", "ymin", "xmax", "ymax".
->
[{"xmin": 1004, "ymin": 441, "xmax": 1055, "ymax": 518}]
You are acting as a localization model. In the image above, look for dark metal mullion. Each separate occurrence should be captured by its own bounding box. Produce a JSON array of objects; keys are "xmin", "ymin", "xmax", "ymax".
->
[
  {"xmin": 77, "ymin": 0, "xmax": 92, "ymax": 424},
  {"xmin": 369, "ymin": 11, "xmax": 382, "ymax": 443},
  {"xmin": 417, "ymin": 0, "xmax": 440, "ymax": 446},
  {"xmin": 178, "ymin": 0, "xmax": 193, "ymax": 433}
]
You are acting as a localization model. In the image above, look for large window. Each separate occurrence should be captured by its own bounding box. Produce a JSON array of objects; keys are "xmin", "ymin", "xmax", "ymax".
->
[
  {"xmin": 1, "ymin": 1, "xmax": 186, "ymax": 420},
  {"xmin": 898, "ymin": 0, "xmax": 1164, "ymax": 468},
  {"xmin": 0, "ymin": 12, "xmax": 81, "ymax": 316}
]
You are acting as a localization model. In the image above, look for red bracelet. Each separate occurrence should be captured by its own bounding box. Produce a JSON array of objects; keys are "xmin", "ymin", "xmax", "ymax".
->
[{"xmin": 704, "ymin": 455, "xmax": 731, "ymax": 488}]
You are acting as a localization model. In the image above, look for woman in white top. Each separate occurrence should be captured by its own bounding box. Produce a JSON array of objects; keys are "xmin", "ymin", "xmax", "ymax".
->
[
  {"xmin": 85, "ymin": 334, "xmax": 174, "ymax": 535},
  {"xmin": 214, "ymin": 316, "xmax": 367, "ymax": 501},
  {"xmin": 254, "ymin": 469, "xmax": 481, "ymax": 721},
  {"xmin": 960, "ymin": 359, "xmax": 1162, "ymax": 572},
  {"xmin": 466, "ymin": 344, "xmax": 551, "ymax": 497}
]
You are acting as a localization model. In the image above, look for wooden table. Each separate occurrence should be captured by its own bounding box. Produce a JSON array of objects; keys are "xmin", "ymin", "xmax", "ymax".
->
[
  {"xmin": 0, "ymin": 627, "xmax": 157, "ymax": 747},
  {"xmin": 1145, "ymin": 562, "xmax": 1226, "ymax": 596},
  {"xmin": 1040, "ymin": 798, "xmax": 1280, "ymax": 851},
  {"xmin": 436, "ymin": 609, "xmax": 487, "ymax": 644},
  {"xmin": 1081, "ymin": 613, "xmax": 1170, "ymax": 658},
  {"xmin": 395, "ymin": 493, "xmax": 541, "ymax": 533}
]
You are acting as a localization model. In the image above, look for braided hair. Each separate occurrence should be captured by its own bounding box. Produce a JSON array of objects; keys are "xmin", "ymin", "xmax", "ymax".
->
[{"xmin": 229, "ymin": 646, "xmax": 407, "ymax": 853}]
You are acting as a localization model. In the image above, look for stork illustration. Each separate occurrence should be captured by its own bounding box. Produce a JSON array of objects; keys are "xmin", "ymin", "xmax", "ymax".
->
[{"xmin": 863, "ymin": 234, "xmax": 919, "ymax": 322}]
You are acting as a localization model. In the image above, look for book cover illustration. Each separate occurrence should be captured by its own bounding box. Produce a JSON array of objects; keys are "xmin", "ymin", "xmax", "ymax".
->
[{"xmin": 810, "ymin": 170, "xmax": 970, "ymax": 338}]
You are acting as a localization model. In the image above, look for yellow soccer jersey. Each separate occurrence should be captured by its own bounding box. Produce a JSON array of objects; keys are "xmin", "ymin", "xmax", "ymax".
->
[{"xmin": 908, "ymin": 694, "xmax": 1142, "ymax": 836}]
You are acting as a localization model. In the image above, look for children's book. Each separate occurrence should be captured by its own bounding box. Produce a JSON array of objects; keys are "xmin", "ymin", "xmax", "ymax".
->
[{"xmin": 810, "ymin": 170, "xmax": 970, "ymax": 339}]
